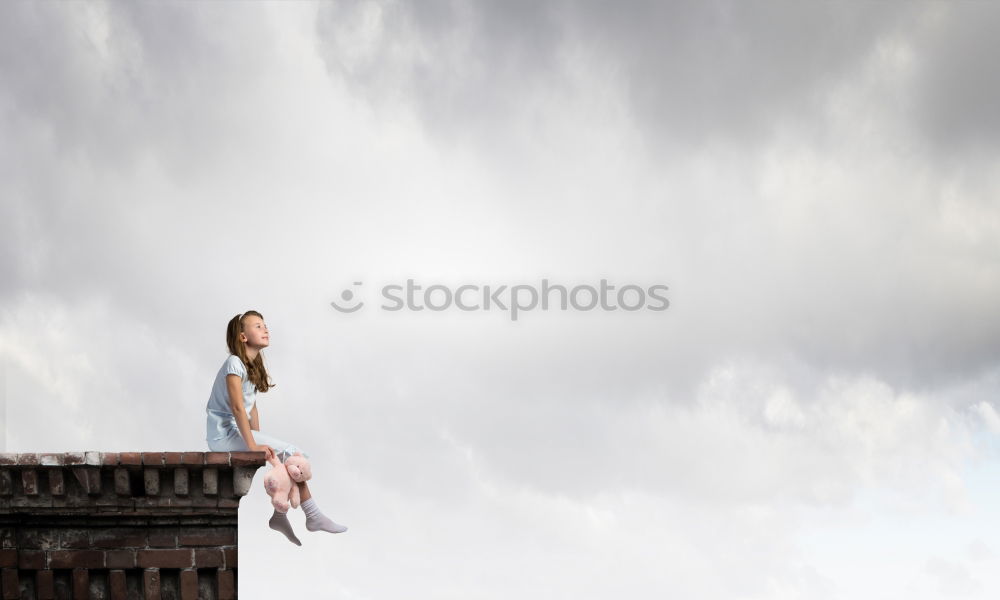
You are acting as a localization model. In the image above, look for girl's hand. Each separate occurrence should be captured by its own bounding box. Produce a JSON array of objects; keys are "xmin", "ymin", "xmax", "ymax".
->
[{"xmin": 252, "ymin": 444, "xmax": 275, "ymax": 460}]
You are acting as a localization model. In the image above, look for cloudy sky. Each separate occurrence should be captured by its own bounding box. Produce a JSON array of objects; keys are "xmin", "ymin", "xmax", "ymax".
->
[{"xmin": 2, "ymin": 1, "xmax": 1000, "ymax": 598}]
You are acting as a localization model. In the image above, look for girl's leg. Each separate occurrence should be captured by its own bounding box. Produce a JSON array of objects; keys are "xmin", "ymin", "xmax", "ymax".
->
[
  {"xmin": 209, "ymin": 430, "xmax": 308, "ymax": 462},
  {"xmin": 214, "ymin": 431, "xmax": 346, "ymax": 534},
  {"xmin": 238, "ymin": 431, "xmax": 309, "ymax": 463},
  {"xmin": 206, "ymin": 433, "xmax": 250, "ymax": 453},
  {"xmin": 298, "ymin": 479, "xmax": 347, "ymax": 534},
  {"xmin": 209, "ymin": 431, "xmax": 304, "ymax": 545},
  {"xmin": 268, "ymin": 510, "xmax": 301, "ymax": 546}
]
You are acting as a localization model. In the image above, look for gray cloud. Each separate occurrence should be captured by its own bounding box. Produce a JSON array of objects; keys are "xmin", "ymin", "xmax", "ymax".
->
[
  {"xmin": 912, "ymin": 4, "xmax": 1000, "ymax": 155},
  {"xmin": 309, "ymin": 0, "xmax": 1000, "ymax": 393},
  {"xmin": 315, "ymin": 0, "xmax": 913, "ymax": 147}
]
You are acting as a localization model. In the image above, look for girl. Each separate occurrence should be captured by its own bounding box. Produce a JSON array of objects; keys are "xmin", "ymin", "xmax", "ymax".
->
[{"xmin": 206, "ymin": 310, "xmax": 347, "ymax": 545}]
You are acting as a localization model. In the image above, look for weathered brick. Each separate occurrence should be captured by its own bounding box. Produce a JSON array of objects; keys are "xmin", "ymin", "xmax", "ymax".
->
[
  {"xmin": 193, "ymin": 547, "xmax": 223, "ymax": 568},
  {"xmin": 18, "ymin": 528, "xmax": 58, "ymax": 550},
  {"xmin": 217, "ymin": 568, "xmax": 235, "ymax": 600},
  {"xmin": 91, "ymin": 528, "xmax": 146, "ymax": 549},
  {"xmin": 143, "ymin": 568, "xmax": 161, "ymax": 600},
  {"xmin": 17, "ymin": 453, "xmax": 39, "ymax": 466},
  {"xmin": 22, "ymin": 469, "xmax": 38, "ymax": 495},
  {"xmin": 163, "ymin": 452, "xmax": 184, "ymax": 466},
  {"xmin": 132, "ymin": 497, "xmax": 194, "ymax": 512},
  {"xmin": 48, "ymin": 469, "xmax": 65, "ymax": 496},
  {"xmin": 144, "ymin": 469, "xmax": 160, "ymax": 495},
  {"xmin": 174, "ymin": 468, "xmax": 189, "ymax": 496},
  {"xmin": 202, "ymin": 468, "xmax": 219, "ymax": 495},
  {"xmin": 138, "ymin": 549, "xmax": 193, "ymax": 569},
  {"xmin": 93, "ymin": 491, "xmax": 124, "ymax": 507},
  {"xmin": 60, "ymin": 529, "xmax": 90, "ymax": 549},
  {"xmin": 192, "ymin": 496, "xmax": 220, "ymax": 508},
  {"xmin": 115, "ymin": 468, "xmax": 131, "ymax": 495},
  {"xmin": 141, "ymin": 453, "xmax": 165, "ymax": 467},
  {"xmin": 0, "ymin": 530, "xmax": 15, "ymax": 549},
  {"xmin": 232, "ymin": 467, "xmax": 256, "ymax": 496},
  {"xmin": 105, "ymin": 550, "xmax": 136, "ymax": 569},
  {"xmin": 84, "ymin": 451, "xmax": 101, "ymax": 466},
  {"xmin": 51, "ymin": 492, "xmax": 97, "ymax": 510},
  {"xmin": 180, "ymin": 568, "xmax": 198, "ymax": 600},
  {"xmin": 100, "ymin": 452, "xmax": 120, "ymax": 466},
  {"xmin": 98, "ymin": 505, "xmax": 132, "ymax": 514},
  {"xmin": 162, "ymin": 497, "xmax": 195, "ymax": 509},
  {"xmin": 205, "ymin": 453, "xmax": 230, "ymax": 466},
  {"xmin": 0, "ymin": 551, "xmax": 13, "ymax": 569},
  {"xmin": 134, "ymin": 497, "xmax": 164, "ymax": 511},
  {"xmin": 62, "ymin": 452, "xmax": 86, "ymax": 466},
  {"xmin": 230, "ymin": 451, "xmax": 266, "ymax": 467},
  {"xmin": 0, "ymin": 472, "xmax": 10, "ymax": 497},
  {"xmin": 49, "ymin": 550, "xmax": 105, "ymax": 569},
  {"xmin": 87, "ymin": 468, "xmax": 102, "ymax": 494},
  {"xmin": 18, "ymin": 550, "xmax": 46, "ymax": 569},
  {"xmin": 181, "ymin": 452, "xmax": 204, "ymax": 465},
  {"xmin": 93, "ymin": 490, "xmax": 124, "ymax": 507},
  {"xmin": 118, "ymin": 452, "xmax": 142, "ymax": 466},
  {"xmin": 178, "ymin": 528, "xmax": 236, "ymax": 547},
  {"xmin": 2, "ymin": 568, "xmax": 19, "ymax": 600},
  {"xmin": 0, "ymin": 455, "xmax": 16, "ymax": 467},
  {"xmin": 109, "ymin": 570, "xmax": 127, "ymax": 600},
  {"xmin": 179, "ymin": 516, "xmax": 233, "ymax": 527},
  {"xmin": 39, "ymin": 453, "xmax": 64, "ymax": 466},
  {"xmin": 35, "ymin": 569, "xmax": 55, "ymax": 600},
  {"xmin": 72, "ymin": 568, "xmax": 89, "ymax": 599},
  {"xmin": 147, "ymin": 528, "xmax": 178, "ymax": 548},
  {"xmin": 223, "ymin": 547, "xmax": 237, "ymax": 569},
  {"xmin": 9, "ymin": 489, "xmax": 50, "ymax": 509}
]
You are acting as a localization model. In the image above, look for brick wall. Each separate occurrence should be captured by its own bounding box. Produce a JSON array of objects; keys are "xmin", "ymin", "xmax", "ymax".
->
[{"xmin": 0, "ymin": 451, "xmax": 266, "ymax": 599}]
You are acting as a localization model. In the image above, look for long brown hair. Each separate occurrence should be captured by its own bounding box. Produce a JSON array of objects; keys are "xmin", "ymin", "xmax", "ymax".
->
[{"xmin": 226, "ymin": 310, "xmax": 275, "ymax": 393}]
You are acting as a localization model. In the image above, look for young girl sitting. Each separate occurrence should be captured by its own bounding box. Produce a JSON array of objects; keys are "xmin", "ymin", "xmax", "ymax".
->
[{"xmin": 205, "ymin": 310, "xmax": 347, "ymax": 545}]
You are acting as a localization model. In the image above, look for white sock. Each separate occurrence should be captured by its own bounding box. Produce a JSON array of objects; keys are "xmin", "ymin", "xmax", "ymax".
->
[{"xmin": 302, "ymin": 498, "xmax": 348, "ymax": 534}]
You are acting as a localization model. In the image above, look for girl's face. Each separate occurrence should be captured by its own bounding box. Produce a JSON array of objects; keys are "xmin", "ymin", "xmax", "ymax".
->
[{"xmin": 240, "ymin": 315, "xmax": 270, "ymax": 349}]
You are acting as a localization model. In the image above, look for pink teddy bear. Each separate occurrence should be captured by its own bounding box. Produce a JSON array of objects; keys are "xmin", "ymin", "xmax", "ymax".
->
[
  {"xmin": 284, "ymin": 452, "xmax": 312, "ymax": 484},
  {"xmin": 262, "ymin": 455, "xmax": 301, "ymax": 513}
]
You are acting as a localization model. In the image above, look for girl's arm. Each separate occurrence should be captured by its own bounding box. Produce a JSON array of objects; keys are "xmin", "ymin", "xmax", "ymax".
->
[
  {"xmin": 226, "ymin": 374, "xmax": 274, "ymax": 459},
  {"xmin": 249, "ymin": 404, "xmax": 260, "ymax": 431}
]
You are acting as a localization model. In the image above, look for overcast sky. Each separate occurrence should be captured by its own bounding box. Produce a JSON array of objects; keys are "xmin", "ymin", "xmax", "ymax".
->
[{"xmin": 2, "ymin": 2, "xmax": 1000, "ymax": 598}]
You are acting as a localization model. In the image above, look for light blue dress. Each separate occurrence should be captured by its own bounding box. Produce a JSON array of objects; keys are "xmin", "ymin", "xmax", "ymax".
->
[{"xmin": 205, "ymin": 354, "xmax": 307, "ymax": 461}]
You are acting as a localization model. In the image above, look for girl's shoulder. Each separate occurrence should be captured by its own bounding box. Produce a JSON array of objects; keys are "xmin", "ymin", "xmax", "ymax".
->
[{"xmin": 223, "ymin": 354, "xmax": 247, "ymax": 377}]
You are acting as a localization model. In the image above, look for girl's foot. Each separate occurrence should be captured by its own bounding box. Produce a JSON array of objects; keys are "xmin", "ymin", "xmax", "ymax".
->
[
  {"xmin": 302, "ymin": 498, "xmax": 348, "ymax": 534},
  {"xmin": 269, "ymin": 510, "xmax": 303, "ymax": 546}
]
